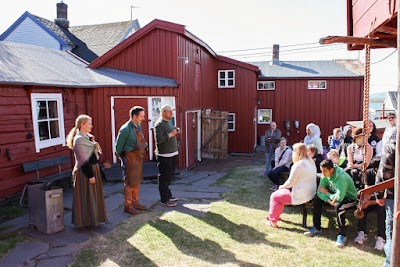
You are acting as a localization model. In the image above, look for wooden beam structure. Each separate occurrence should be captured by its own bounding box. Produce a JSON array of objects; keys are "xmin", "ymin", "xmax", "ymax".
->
[
  {"xmin": 378, "ymin": 25, "xmax": 398, "ymax": 35},
  {"xmin": 319, "ymin": 35, "xmax": 397, "ymax": 48}
]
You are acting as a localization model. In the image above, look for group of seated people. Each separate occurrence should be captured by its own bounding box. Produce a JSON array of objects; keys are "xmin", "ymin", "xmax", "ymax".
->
[{"xmin": 263, "ymin": 114, "xmax": 397, "ymax": 265}]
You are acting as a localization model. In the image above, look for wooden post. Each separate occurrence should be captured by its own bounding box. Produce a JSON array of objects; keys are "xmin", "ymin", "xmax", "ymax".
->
[{"xmin": 392, "ymin": 2, "xmax": 400, "ymax": 264}]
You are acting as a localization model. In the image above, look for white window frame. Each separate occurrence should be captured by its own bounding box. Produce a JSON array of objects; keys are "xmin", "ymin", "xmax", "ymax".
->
[
  {"xmin": 308, "ymin": 80, "xmax": 327, "ymax": 89},
  {"xmin": 257, "ymin": 109, "xmax": 272, "ymax": 124},
  {"xmin": 257, "ymin": 81, "xmax": 275, "ymax": 90},
  {"xmin": 218, "ymin": 70, "xmax": 235, "ymax": 88},
  {"xmin": 227, "ymin": 113, "xmax": 235, "ymax": 132},
  {"xmin": 31, "ymin": 93, "xmax": 66, "ymax": 152}
]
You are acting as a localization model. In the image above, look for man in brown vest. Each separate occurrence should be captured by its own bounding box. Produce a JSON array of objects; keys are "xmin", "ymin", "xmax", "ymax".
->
[{"xmin": 115, "ymin": 106, "xmax": 148, "ymax": 215}]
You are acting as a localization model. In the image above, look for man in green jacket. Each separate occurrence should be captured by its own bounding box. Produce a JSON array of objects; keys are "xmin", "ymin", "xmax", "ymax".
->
[
  {"xmin": 304, "ymin": 159, "xmax": 357, "ymax": 248},
  {"xmin": 115, "ymin": 106, "xmax": 148, "ymax": 215}
]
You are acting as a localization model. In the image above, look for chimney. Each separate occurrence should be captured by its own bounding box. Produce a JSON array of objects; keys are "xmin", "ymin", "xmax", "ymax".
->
[
  {"xmin": 54, "ymin": 1, "xmax": 69, "ymax": 28},
  {"xmin": 272, "ymin": 44, "xmax": 280, "ymax": 65}
]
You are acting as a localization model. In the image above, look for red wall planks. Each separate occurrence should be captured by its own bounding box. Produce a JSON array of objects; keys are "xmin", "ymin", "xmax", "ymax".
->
[
  {"xmin": 0, "ymin": 86, "xmax": 86, "ymax": 198},
  {"xmin": 256, "ymin": 78, "xmax": 363, "ymax": 147}
]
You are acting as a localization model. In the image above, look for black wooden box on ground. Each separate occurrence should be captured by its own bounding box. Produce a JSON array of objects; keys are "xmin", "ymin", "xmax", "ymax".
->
[{"xmin": 27, "ymin": 183, "xmax": 64, "ymax": 234}]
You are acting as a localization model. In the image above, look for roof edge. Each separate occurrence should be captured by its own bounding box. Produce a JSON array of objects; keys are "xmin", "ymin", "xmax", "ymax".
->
[
  {"xmin": 90, "ymin": 19, "xmax": 186, "ymax": 68},
  {"xmin": 0, "ymin": 11, "xmax": 68, "ymax": 47},
  {"xmin": 217, "ymin": 55, "xmax": 259, "ymax": 72}
]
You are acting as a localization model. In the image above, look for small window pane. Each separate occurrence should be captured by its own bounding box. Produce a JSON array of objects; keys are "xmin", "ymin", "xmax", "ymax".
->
[
  {"xmin": 228, "ymin": 71, "xmax": 234, "ymax": 78},
  {"xmin": 228, "ymin": 80, "xmax": 234, "ymax": 86},
  {"xmin": 220, "ymin": 80, "xmax": 226, "ymax": 86},
  {"xmin": 228, "ymin": 114, "xmax": 234, "ymax": 121},
  {"xmin": 48, "ymin": 101, "xmax": 58, "ymax": 119},
  {"xmin": 38, "ymin": 121, "xmax": 50, "ymax": 140},
  {"xmin": 37, "ymin": 101, "xmax": 48, "ymax": 120},
  {"xmin": 228, "ymin": 123, "xmax": 234, "ymax": 130},
  {"xmin": 220, "ymin": 72, "xmax": 225, "ymax": 78},
  {"xmin": 50, "ymin": 120, "xmax": 60, "ymax": 138}
]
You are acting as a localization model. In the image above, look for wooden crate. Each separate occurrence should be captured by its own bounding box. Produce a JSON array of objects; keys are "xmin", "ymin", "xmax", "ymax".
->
[{"xmin": 28, "ymin": 184, "xmax": 64, "ymax": 234}]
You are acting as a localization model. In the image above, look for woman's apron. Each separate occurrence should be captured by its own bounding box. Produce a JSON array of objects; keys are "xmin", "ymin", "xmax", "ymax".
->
[{"xmin": 125, "ymin": 126, "xmax": 148, "ymax": 186}]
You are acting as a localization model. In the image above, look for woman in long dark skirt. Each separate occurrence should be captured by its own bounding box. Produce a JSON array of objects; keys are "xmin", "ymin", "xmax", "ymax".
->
[{"xmin": 66, "ymin": 114, "xmax": 107, "ymax": 228}]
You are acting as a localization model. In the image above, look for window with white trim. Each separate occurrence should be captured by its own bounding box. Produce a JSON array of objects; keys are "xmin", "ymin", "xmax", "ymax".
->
[
  {"xmin": 31, "ymin": 93, "xmax": 66, "ymax": 152},
  {"xmin": 218, "ymin": 70, "xmax": 235, "ymax": 88},
  {"xmin": 308, "ymin": 80, "xmax": 327, "ymax": 89},
  {"xmin": 257, "ymin": 81, "xmax": 275, "ymax": 90},
  {"xmin": 257, "ymin": 109, "xmax": 272, "ymax": 124},
  {"xmin": 227, "ymin": 113, "xmax": 235, "ymax": 132}
]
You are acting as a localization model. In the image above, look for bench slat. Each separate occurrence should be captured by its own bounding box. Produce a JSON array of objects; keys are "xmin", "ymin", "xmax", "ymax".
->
[
  {"xmin": 22, "ymin": 155, "xmax": 71, "ymax": 172},
  {"xmin": 28, "ymin": 171, "xmax": 72, "ymax": 184}
]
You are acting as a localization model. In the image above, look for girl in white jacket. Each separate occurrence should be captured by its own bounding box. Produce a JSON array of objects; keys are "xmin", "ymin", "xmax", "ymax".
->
[{"xmin": 267, "ymin": 143, "xmax": 317, "ymax": 228}]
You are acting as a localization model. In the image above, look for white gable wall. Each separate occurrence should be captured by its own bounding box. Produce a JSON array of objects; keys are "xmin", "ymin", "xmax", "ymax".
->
[
  {"xmin": 384, "ymin": 93, "xmax": 396, "ymax": 111},
  {"xmin": 4, "ymin": 17, "xmax": 65, "ymax": 50}
]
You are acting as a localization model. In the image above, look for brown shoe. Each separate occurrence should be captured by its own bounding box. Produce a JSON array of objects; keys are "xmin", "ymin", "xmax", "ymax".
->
[
  {"xmin": 133, "ymin": 204, "xmax": 147, "ymax": 210},
  {"xmin": 124, "ymin": 207, "xmax": 138, "ymax": 215}
]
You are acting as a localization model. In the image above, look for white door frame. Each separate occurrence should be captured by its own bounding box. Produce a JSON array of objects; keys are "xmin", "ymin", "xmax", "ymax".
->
[
  {"xmin": 185, "ymin": 109, "xmax": 202, "ymax": 169},
  {"xmin": 254, "ymin": 106, "xmax": 258, "ymax": 149},
  {"xmin": 111, "ymin": 96, "xmax": 176, "ymax": 163}
]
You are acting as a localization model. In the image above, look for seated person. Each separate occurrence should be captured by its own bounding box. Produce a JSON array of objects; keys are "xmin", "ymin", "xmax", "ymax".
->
[
  {"xmin": 304, "ymin": 159, "xmax": 358, "ymax": 248},
  {"xmin": 307, "ymin": 144, "xmax": 323, "ymax": 173},
  {"xmin": 327, "ymin": 149, "xmax": 347, "ymax": 169},
  {"xmin": 268, "ymin": 137, "xmax": 292, "ymax": 191},
  {"xmin": 338, "ymin": 125, "xmax": 353, "ymax": 158},
  {"xmin": 329, "ymin": 128, "xmax": 343, "ymax": 150},
  {"xmin": 345, "ymin": 127, "xmax": 373, "ymax": 190},
  {"xmin": 367, "ymin": 119, "xmax": 382, "ymax": 157},
  {"xmin": 266, "ymin": 143, "xmax": 317, "ymax": 228},
  {"xmin": 353, "ymin": 157, "xmax": 386, "ymax": 251}
]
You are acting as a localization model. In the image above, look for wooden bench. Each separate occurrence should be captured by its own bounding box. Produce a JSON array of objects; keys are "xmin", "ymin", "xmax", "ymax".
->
[{"xmin": 20, "ymin": 155, "xmax": 72, "ymax": 206}]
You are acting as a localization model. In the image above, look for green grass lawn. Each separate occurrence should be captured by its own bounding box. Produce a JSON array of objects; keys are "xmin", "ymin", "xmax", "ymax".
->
[{"xmin": 72, "ymin": 163, "xmax": 385, "ymax": 267}]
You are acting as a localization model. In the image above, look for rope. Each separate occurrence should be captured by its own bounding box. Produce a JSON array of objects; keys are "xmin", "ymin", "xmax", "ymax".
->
[{"xmin": 362, "ymin": 45, "xmax": 371, "ymax": 184}]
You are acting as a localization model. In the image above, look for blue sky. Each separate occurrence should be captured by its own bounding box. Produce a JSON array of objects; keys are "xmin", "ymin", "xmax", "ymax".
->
[{"xmin": 0, "ymin": 0, "xmax": 397, "ymax": 92}]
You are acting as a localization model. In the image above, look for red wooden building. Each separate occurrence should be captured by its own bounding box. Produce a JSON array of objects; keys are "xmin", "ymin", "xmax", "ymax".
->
[
  {"xmin": 89, "ymin": 19, "xmax": 259, "ymax": 169},
  {"xmin": 250, "ymin": 48, "xmax": 365, "ymax": 145},
  {"xmin": 0, "ymin": 41, "xmax": 177, "ymax": 198}
]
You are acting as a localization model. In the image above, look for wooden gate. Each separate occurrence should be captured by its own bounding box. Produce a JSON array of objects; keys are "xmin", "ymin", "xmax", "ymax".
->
[
  {"xmin": 114, "ymin": 98, "xmax": 150, "ymax": 161},
  {"xmin": 201, "ymin": 110, "xmax": 228, "ymax": 159}
]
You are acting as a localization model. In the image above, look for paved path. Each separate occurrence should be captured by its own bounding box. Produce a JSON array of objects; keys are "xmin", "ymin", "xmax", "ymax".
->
[{"xmin": 0, "ymin": 167, "xmax": 230, "ymax": 267}]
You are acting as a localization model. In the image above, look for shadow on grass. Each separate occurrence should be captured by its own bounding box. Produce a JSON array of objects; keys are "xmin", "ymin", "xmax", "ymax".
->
[
  {"xmin": 149, "ymin": 220, "xmax": 264, "ymax": 267},
  {"xmin": 72, "ymin": 219, "xmax": 159, "ymax": 267},
  {"xmin": 201, "ymin": 212, "xmax": 292, "ymax": 249},
  {"xmin": 72, "ymin": 244, "xmax": 158, "ymax": 267}
]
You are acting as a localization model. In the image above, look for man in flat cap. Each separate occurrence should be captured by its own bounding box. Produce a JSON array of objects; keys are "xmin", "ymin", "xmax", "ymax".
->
[{"xmin": 154, "ymin": 105, "xmax": 180, "ymax": 207}]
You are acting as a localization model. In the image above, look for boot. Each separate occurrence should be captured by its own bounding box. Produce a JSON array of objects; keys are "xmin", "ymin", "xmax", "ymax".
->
[
  {"xmin": 133, "ymin": 202, "xmax": 147, "ymax": 210},
  {"xmin": 124, "ymin": 206, "xmax": 138, "ymax": 215}
]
